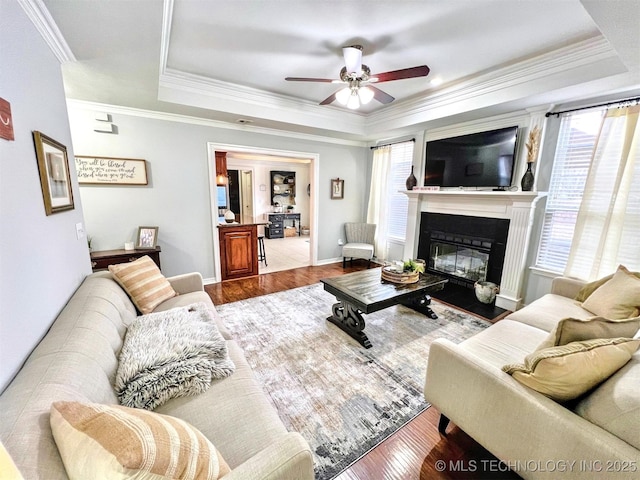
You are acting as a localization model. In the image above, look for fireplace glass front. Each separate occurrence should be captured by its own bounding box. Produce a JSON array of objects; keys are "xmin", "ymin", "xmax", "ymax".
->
[{"xmin": 430, "ymin": 241, "xmax": 489, "ymax": 283}]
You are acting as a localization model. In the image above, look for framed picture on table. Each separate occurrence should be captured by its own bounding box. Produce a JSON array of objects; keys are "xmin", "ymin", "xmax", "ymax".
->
[
  {"xmin": 331, "ymin": 178, "xmax": 344, "ymax": 199},
  {"xmin": 136, "ymin": 226, "xmax": 159, "ymax": 249},
  {"xmin": 33, "ymin": 131, "xmax": 74, "ymax": 215}
]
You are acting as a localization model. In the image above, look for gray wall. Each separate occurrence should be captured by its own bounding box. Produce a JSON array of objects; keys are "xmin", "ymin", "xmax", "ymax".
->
[
  {"xmin": 0, "ymin": 3, "xmax": 91, "ymax": 391},
  {"xmin": 67, "ymin": 105, "xmax": 368, "ymax": 279}
]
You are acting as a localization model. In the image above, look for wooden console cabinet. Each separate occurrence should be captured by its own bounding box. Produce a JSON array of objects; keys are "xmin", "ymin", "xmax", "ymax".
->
[
  {"xmin": 218, "ymin": 224, "xmax": 258, "ymax": 280},
  {"xmin": 90, "ymin": 246, "xmax": 161, "ymax": 272}
]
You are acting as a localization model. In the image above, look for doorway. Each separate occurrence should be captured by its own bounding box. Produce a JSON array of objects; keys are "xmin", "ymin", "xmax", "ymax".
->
[
  {"xmin": 207, "ymin": 143, "xmax": 319, "ymax": 283},
  {"xmin": 228, "ymin": 169, "xmax": 254, "ymax": 223}
]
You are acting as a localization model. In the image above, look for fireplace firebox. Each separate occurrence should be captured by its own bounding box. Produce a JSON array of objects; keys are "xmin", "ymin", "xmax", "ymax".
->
[{"xmin": 417, "ymin": 213, "xmax": 509, "ymax": 288}]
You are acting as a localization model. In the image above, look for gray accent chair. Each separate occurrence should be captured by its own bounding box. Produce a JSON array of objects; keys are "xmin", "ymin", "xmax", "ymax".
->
[{"xmin": 342, "ymin": 222, "xmax": 376, "ymax": 267}]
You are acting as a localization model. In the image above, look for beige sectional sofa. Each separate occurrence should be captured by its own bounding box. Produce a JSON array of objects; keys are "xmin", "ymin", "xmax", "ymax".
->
[
  {"xmin": 0, "ymin": 270, "xmax": 314, "ymax": 479},
  {"xmin": 425, "ymin": 275, "xmax": 640, "ymax": 479}
]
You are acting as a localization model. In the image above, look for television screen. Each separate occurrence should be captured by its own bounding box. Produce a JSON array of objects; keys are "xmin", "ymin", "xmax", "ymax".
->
[{"xmin": 424, "ymin": 126, "xmax": 518, "ymax": 188}]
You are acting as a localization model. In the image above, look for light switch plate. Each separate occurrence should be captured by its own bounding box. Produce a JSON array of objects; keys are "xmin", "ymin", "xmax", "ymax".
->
[{"xmin": 76, "ymin": 222, "xmax": 86, "ymax": 240}]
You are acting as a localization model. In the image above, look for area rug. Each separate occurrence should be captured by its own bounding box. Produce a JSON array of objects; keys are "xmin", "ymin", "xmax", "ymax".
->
[{"xmin": 215, "ymin": 283, "xmax": 491, "ymax": 479}]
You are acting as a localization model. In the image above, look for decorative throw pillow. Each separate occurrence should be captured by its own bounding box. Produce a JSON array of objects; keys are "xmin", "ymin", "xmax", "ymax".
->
[
  {"xmin": 502, "ymin": 337, "xmax": 640, "ymax": 402},
  {"xmin": 575, "ymin": 267, "xmax": 640, "ymax": 302},
  {"xmin": 50, "ymin": 401, "xmax": 230, "ymax": 480},
  {"xmin": 109, "ymin": 255, "xmax": 176, "ymax": 314},
  {"xmin": 581, "ymin": 265, "xmax": 640, "ymax": 319},
  {"xmin": 537, "ymin": 316, "xmax": 640, "ymax": 350}
]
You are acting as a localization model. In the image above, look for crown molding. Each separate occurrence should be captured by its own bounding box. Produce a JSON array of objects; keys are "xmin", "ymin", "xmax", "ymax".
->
[
  {"xmin": 365, "ymin": 35, "xmax": 619, "ymax": 133},
  {"xmin": 66, "ymin": 99, "xmax": 368, "ymax": 147},
  {"xmin": 19, "ymin": 0, "xmax": 76, "ymax": 63}
]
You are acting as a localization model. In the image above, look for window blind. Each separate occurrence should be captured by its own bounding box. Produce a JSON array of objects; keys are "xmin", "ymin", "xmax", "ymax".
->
[
  {"xmin": 386, "ymin": 141, "xmax": 415, "ymax": 241},
  {"xmin": 536, "ymin": 109, "xmax": 605, "ymax": 272}
]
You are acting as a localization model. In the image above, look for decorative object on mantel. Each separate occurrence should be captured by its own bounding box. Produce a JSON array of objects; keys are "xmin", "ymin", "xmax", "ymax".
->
[
  {"xmin": 331, "ymin": 178, "xmax": 344, "ymax": 199},
  {"xmin": 75, "ymin": 156, "xmax": 148, "ymax": 185},
  {"xmin": 521, "ymin": 124, "xmax": 541, "ymax": 191},
  {"xmin": 405, "ymin": 165, "xmax": 418, "ymax": 190},
  {"xmin": 0, "ymin": 97, "xmax": 15, "ymax": 141},
  {"xmin": 33, "ymin": 131, "xmax": 75, "ymax": 215},
  {"xmin": 474, "ymin": 281, "xmax": 499, "ymax": 304},
  {"xmin": 224, "ymin": 210, "xmax": 235, "ymax": 223}
]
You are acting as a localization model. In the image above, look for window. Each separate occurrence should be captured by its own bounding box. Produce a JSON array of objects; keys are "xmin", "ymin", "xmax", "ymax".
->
[
  {"xmin": 536, "ymin": 105, "xmax": 640, "ymax": 277},
  {"xmin": 386, "ymin": 141, "xmax": 414, "ymax": 241},
  {"xmin": 537, "ymin": 110, "xmax": 605, "ymax": 272}
]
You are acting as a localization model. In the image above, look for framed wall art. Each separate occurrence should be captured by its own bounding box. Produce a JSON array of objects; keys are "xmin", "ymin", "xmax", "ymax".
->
[
  {"xmin": 136, "ymin": 226, "xmax": 159, "ymax": 249},
  {"xmin": 33, "ymin": 131, "xmax": 74, "ymax": 215},
  {"xmin": 75, "ymin": 156, "xmax": 148, "ymax": 185},
  {"xmin": 331, "ymin": 178, "xmax": 344, "ymax": 199}
]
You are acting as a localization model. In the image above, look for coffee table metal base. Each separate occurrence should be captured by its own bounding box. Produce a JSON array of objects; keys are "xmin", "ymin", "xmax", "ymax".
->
[{"xmin": 326, "ymin": 292, "xmax": 437, "ymax": 349}]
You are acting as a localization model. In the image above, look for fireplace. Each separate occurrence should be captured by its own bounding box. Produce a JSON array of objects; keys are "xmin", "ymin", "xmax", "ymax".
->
[{"xmin": 418, "ymin": 213, "xmax": 509, "ymax": 288}]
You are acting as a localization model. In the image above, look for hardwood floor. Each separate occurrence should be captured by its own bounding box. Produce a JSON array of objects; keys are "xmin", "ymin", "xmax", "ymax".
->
[{"xmin": 205, "ymin": 262, "xmax": 520, "ymax": 480}]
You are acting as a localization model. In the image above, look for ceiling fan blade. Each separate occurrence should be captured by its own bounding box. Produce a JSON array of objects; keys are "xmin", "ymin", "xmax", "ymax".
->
[
  {"xmin": 342, "ymin": 45, "xmax": 362, "ymax": 74},
  {"xmin": 370, "ymin": 86, "xmax": 395, "ymax": 104},
  {"xmin": 371, "ymin": 65, "xmax": 430, "ymax": 83},
  {"xmin": 285, "ymin": 77, "xmax": 334, "ymax": 82},
  {"xmin": 319, "ymin": 92, "xmax": 338, "ymax": 105}
]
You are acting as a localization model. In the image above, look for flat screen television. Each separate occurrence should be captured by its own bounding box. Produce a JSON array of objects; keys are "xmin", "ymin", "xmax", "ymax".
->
[{"xmin": 424, "ymin": 126, "xmax": 519, "ymax": 188}]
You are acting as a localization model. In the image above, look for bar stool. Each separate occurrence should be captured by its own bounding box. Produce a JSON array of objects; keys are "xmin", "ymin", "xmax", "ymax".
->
[{"xmin": 257, "ymin": 236, "xmax": 267, "ymax": 266}]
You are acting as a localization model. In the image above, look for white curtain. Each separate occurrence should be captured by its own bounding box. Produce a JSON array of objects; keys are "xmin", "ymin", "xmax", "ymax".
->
[
  {"xmin": 565, "ymin": 105, "xmax": 640, "ymax": 280},
  {"xmin": 367, "ymin": 146, "xmax": 392, "ymax": 261}
]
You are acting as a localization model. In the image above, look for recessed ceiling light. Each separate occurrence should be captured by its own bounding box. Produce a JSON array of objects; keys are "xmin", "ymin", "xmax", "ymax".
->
[{"xmin": 430, "ymin": 77, "xmax": 443, "ymax": 87}]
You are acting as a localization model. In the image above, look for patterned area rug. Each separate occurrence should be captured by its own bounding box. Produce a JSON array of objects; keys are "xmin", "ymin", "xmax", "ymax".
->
[{"xmin": 216, "ymin": 283, "xmax": 491, "ymax": 479}]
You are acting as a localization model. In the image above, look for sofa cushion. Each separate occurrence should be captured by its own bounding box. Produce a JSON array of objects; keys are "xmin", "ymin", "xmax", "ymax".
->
[
  {"xmin": 506, "ymin": 294, "xmax": 592, "ymax": 332},
  {"xmin": 460, "ymin": 319, "xmax": 548, "ymax": 368},
  {"xmin": 575, "ymin": 354, "xmax": 640, "ymax": 450},
  {"xmin": 537, "ymin": 316, "xmax": 640, "ymax": 350},
  {"xmin": 155, "ymin": 341, "xmax": 288, "ymax": 468},
  {"xmin": 50, "ymin": 401, "xmax": 230, "ymax": 479},
  {"xmin": 503, "ymin": 338, "xmax": 640, "ymax": 402},
  {"xmin": 109, "ymin": 255, "xmax": 177, "ymax": 314},
  {"xmin": 581, "ymin": 265, "xmax": 640, "ymax": 319}
]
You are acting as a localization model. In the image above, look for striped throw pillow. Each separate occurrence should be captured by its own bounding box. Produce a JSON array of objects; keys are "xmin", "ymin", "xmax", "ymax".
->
[
  {"xmin": 109, "ymin": 255, "xmax": 176, "ymax": 314},
  {"xmin": 50, "ymin": 401, "xmax": 230, "ymax": 479}
]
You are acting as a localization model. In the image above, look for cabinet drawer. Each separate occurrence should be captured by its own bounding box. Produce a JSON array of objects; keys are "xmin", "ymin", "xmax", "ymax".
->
[
  {"xmin": 269, "ymin": 228, "xmax": 282, "ymax": 235},
  {"xmin": 269, "ymin": 222, "xmax": 283, "ymax": 228},
  {"xmin": 90, "ymin": 248, "xmax": 161, "ymax": 272},
  {"xmin": 269, "ymin": 214, "xmax": 284, "ymax": 221}
]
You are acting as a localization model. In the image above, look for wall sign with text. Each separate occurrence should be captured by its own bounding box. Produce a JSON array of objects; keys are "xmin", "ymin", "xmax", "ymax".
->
[{"xmin": 75, "ymin": 156, "xmax": 148, "ymax": 185}]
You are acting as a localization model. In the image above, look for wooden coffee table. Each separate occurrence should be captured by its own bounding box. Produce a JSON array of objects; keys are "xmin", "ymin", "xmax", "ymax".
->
[{"xmin": 320, "ymin": 268, "xmax": 448, "ymax": 348}]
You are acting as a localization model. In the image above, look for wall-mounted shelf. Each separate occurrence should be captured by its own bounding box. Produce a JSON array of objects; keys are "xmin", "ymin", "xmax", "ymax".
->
[{"xmin": 271, "ymin": 170, "xmax": 296, "ymax": 206}]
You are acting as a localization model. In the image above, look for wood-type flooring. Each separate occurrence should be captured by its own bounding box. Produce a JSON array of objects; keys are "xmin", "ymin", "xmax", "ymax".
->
[{"xmin": 205, "ymin": 261, "xmax": 520, "ymax": 480}]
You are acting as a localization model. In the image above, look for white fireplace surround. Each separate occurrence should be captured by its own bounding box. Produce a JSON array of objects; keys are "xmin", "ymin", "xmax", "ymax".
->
[{"xmin": 403, "ymin": 190, "xmax": 544, "ymax": 311}]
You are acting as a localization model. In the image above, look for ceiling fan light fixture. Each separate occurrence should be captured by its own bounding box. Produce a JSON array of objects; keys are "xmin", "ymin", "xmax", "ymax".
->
[
  {"xmin": 357, "ymin": 86, "xmax": 374, "ymax": 105},
  {"xmin": 346, "ymin": 91, "xmax": 360, "ymax": 110},
  {"xmin": 335, "ymin": 87, "xmax": 351, "ymax": 105}
]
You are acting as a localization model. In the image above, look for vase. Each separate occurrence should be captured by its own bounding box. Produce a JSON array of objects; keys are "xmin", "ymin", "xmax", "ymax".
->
[
  {"xmin": 224, "ymin": 210, "xmax": 235, "ymax": 223},
  {"xmin": 405, "ymin": 165, "xmax": 417, "ymax": 190},
  {"xmin": 520, "ymin": 162, "xmax": 534, "ymax": 191},
  {"xmin": 474, "ymin": 281, "xmax": 499, "ymax": 304}
]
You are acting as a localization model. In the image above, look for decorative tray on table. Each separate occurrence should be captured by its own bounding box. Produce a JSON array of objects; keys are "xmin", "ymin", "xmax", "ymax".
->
[{"xmin": 381, "ymin": 266, "xmax": 420, "ymax": 284}]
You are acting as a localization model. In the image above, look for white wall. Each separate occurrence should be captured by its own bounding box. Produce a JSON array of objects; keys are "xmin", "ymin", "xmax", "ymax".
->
[
  {"xmin": 67, "ymin": 104, "xmax": 368, "ymax": 279},
  {"xmin": 0, "ymin": 3, "xmax": 91, "ymax": 391}
]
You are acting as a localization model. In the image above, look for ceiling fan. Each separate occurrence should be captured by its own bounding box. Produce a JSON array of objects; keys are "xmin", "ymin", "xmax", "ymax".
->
[{"xmin": 285, "ymin": 45, "xmax": 430, "ymax": 109}]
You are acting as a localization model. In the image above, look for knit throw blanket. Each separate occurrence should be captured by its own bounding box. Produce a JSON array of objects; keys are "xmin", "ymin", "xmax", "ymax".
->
[{"xmin": 115, "ymin": 302, "xmax": 235, "ymax": 410}]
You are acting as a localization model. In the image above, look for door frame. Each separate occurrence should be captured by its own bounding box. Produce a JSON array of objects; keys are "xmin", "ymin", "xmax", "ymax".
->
[{"xmin": 207, "ymin": 142, "xmax": 319, "ymax": 283}]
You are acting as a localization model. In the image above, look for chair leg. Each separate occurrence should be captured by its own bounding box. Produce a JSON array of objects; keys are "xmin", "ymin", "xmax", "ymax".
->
[
  {"xmin": 367, "ymin": 259, "xmax": 371, "ymax": 268},
  {"xmin": 343, "ymin": 257, "xmax": 346, "ymax": 268}
]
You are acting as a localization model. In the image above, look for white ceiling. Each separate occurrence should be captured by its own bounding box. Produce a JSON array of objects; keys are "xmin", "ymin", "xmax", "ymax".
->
[{"xmin": 39, "ymin": 0, "xmax": 640, "ymax": 142}]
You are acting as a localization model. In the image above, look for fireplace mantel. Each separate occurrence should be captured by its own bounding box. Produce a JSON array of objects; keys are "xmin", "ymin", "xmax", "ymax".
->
[{"xmin": 403, "ymin": 189, "xmax": 545, "ymax": 311}]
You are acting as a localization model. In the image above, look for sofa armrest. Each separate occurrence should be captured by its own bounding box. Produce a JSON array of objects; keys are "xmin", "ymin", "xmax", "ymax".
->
[
  {"xmin": 550, "ymin": 276, "xmax": 585, "ymax": 299},
  {"xmin": 166, "ymin": 272, "xmax": 204, "ymax": 294},
  {"xmin": 425, "ymin": 339, "xmax": 639, "ymax": 479},
  {"xmin": 223, "ymin": 432, "xmax": 314, "ymax": 480}
]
